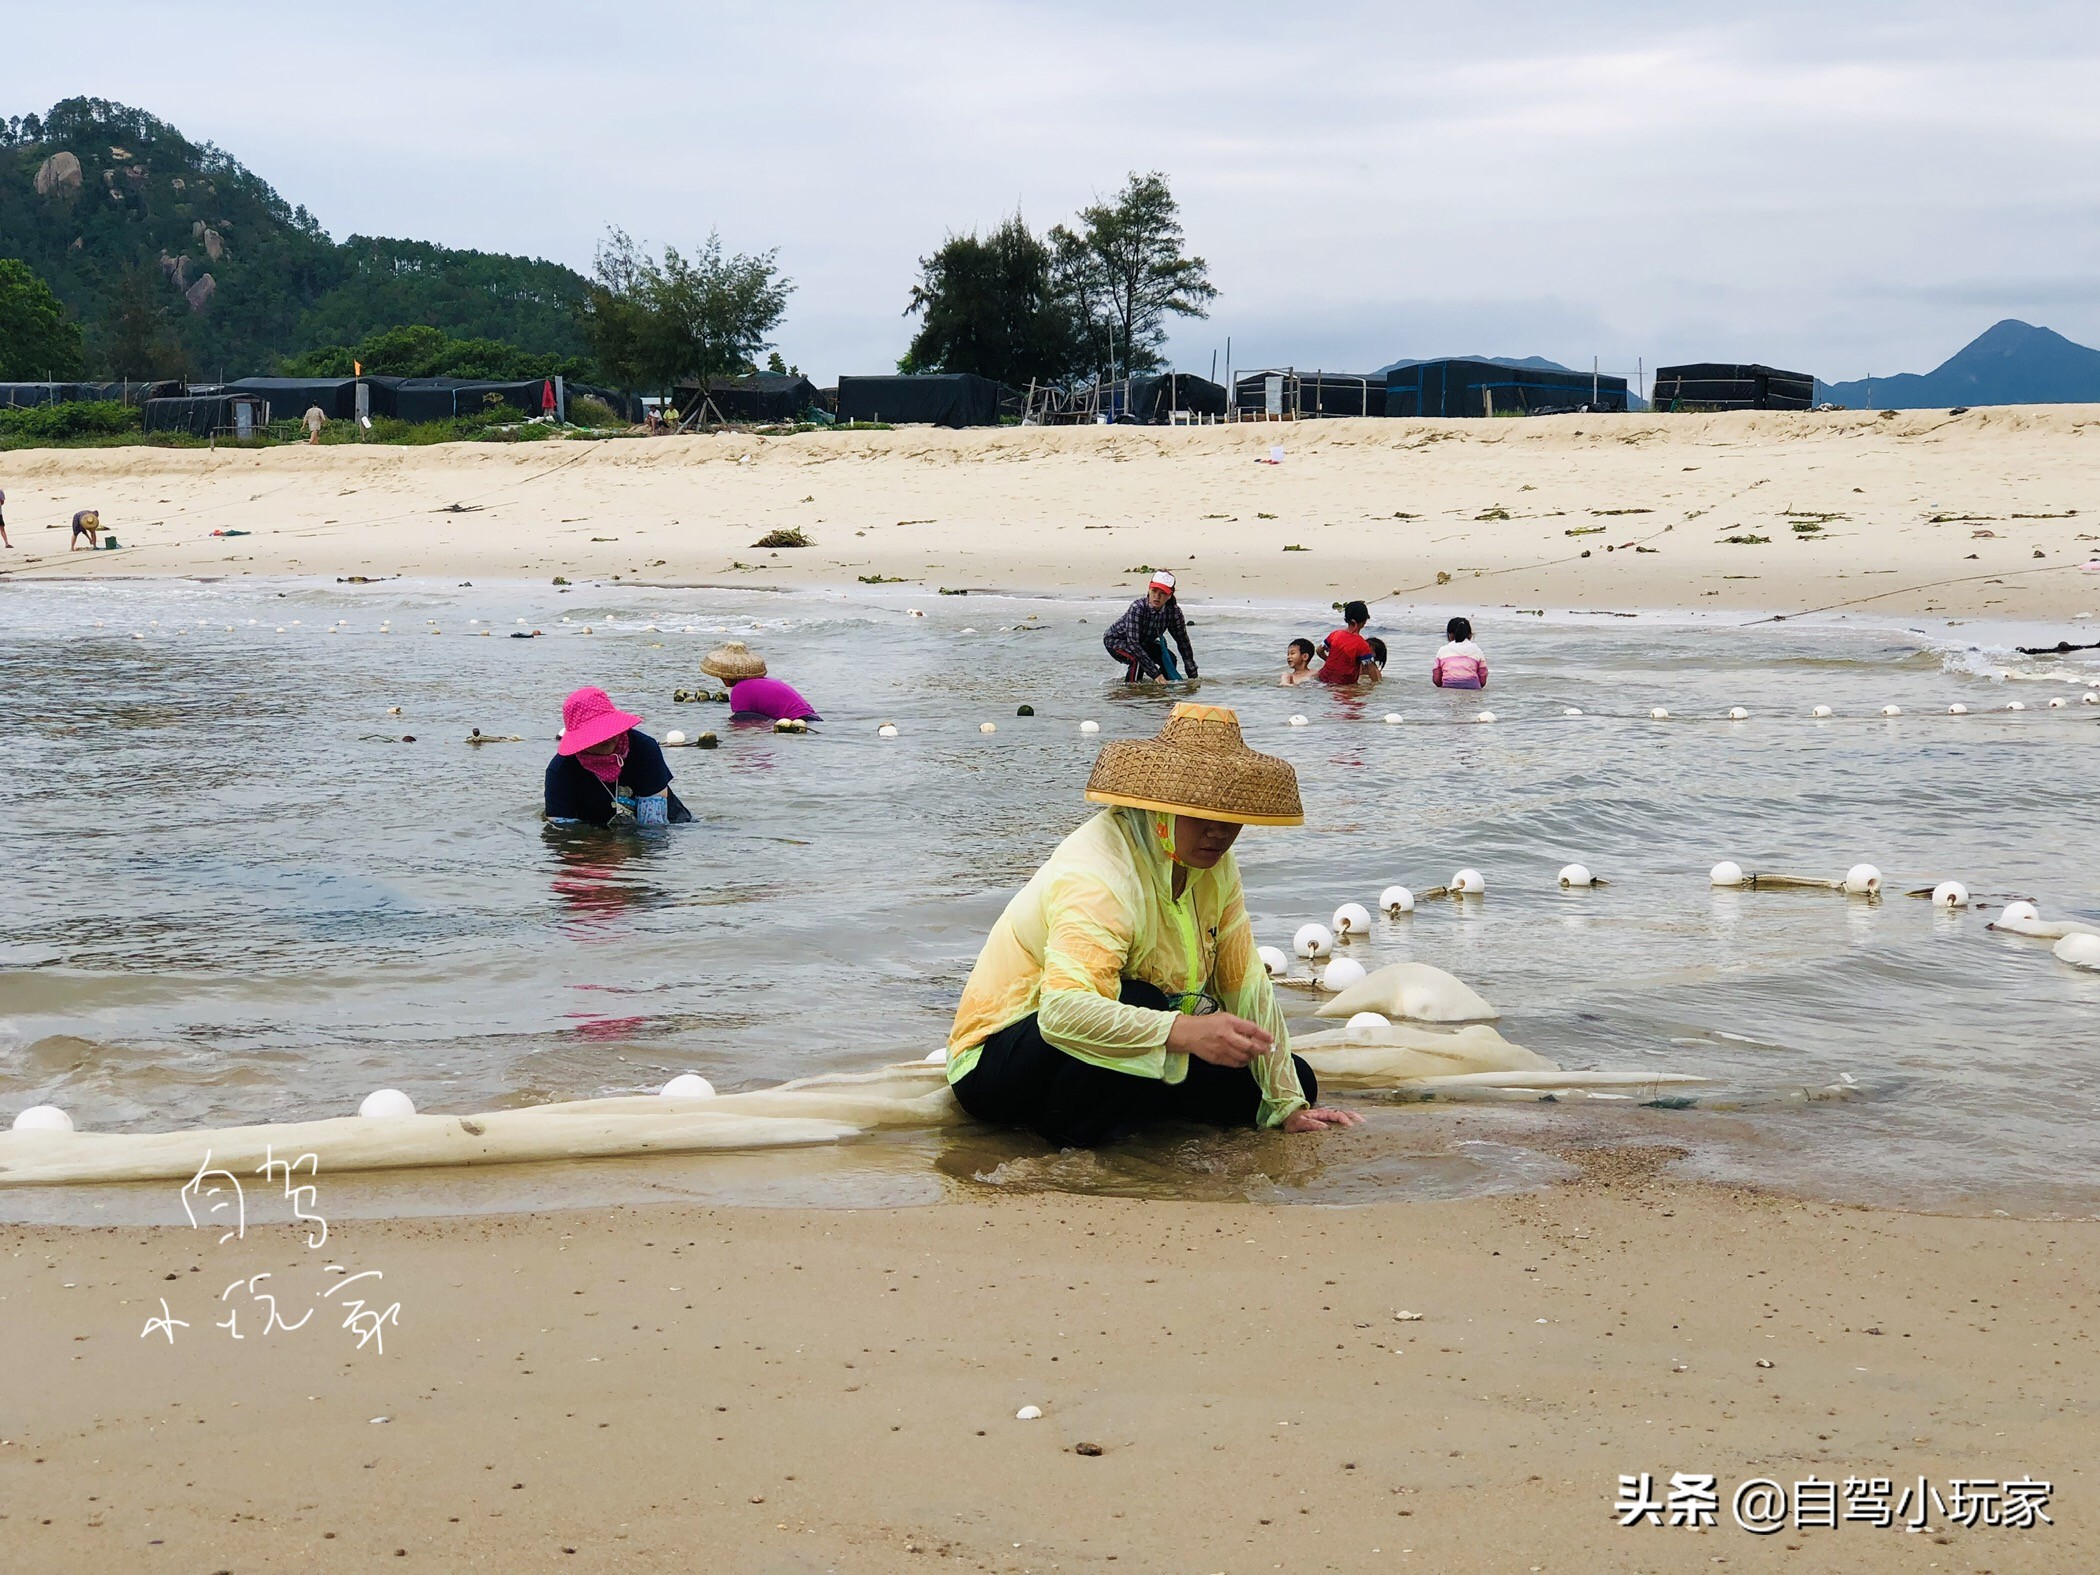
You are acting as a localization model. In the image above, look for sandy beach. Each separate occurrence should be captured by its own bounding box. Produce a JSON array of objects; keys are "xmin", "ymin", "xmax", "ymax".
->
[
  {"xmin": 2, "ymin": 1150, "xmax": 2090, "ymax": 1574},
  {"xmin": 4, "ymin": 411, "xmax": 2097, "ymax": 1573},
  {"xmin": 3, "ymin": 409, "xmax": 2098, "ymax": 622}
]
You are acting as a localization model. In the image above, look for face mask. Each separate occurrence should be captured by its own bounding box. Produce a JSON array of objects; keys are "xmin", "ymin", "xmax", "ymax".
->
[{"xmin": 580, "ymin": 739, "xmax": 627, "ymax": 786}]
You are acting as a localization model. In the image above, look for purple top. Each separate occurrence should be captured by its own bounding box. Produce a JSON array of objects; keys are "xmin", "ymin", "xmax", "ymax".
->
[{"xmin": 728, "ymin": 677, "xmax": 819, "ymax": 721}]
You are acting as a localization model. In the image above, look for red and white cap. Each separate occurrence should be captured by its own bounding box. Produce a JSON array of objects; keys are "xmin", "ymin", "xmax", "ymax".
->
[{"xmin": 1149, "ymin": 570, "xmax": 1177, "ymax": 594}]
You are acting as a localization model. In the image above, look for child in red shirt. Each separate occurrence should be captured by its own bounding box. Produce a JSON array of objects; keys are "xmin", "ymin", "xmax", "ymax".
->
[{"xmin": 1316, "ymin": 600, "xmax": 1375, "ymax": 683}]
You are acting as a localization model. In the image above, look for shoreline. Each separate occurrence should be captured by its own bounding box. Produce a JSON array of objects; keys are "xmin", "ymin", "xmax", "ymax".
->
[
  {"xmin": 2, "ymin": 410, "xmax": 2097, "ymax": 623},
  {"xmin": 4, "ymin": 1159, "xmax": 2091, "ymax": 1572}
]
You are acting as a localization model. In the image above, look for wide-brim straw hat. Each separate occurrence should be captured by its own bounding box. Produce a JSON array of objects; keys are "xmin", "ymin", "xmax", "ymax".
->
[
  {"xmin": 701, "ymin": 640, "xmax": 767, "ymax": 681},
  {"xmin": 1085, "ymin": 702, "xmax": 1303, "ymax": 827}
]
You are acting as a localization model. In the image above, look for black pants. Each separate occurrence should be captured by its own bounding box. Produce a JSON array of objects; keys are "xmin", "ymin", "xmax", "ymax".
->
[{"xmin": 952, "ymin": 979, "xmax": 1318, "ymax": 1148}]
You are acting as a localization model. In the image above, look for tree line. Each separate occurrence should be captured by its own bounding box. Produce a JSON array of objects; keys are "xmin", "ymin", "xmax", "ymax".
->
[{"xmin": 4, "ymin": 99, "xmax": 1213, "ymax": 401}]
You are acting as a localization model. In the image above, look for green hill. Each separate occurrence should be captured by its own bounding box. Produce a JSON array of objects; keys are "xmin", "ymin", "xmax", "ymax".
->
[{"xmin": 0, "ymin": 98, "xmax": 591, "ymax": 379}]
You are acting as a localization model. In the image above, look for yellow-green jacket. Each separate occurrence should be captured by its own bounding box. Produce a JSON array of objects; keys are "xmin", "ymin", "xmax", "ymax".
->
[{"xmin": 946, "ymin": 807, "xmax": 1309, "ymax": 1128}]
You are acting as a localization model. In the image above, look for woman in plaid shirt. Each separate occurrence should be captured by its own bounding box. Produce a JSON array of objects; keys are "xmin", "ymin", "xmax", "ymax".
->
[{"xmin": 1103, "ymin": 570, "xmax": 1199, "ymax": 681}]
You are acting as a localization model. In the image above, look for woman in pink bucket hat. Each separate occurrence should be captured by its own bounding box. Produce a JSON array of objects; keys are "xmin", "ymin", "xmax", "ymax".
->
[{"xmin": 543, "ymin": 686, "xmax": 692, "ymax": 827}]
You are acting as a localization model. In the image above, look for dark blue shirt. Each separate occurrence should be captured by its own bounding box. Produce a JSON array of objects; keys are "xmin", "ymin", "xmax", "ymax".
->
[{"xmin": 543, "ymin": 730, "xmax": 691, "ymax": 826}]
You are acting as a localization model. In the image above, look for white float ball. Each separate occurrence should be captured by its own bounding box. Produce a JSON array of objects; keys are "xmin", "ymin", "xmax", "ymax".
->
[
  {"xmin": 2083, "ymin": 692, "xmax": 2098, "ymax": 706},
  {"xmin": 664, "ymin": 729, "xmax": 686, "ymax": 746},
  {"xmin": 1332, "ymin": 902, "xmax": 1372, "ymax": 936},
  {"xmin": 1881, "ymin": 704, "xmax": 1903, "ymax": 717},
  {"xmin": 922, "ymin": 1048, "xmax": 947, "ymax": 1064},
  {"xmin": 2056, "ymin": 933, "xmax": 2100, "ymax": 971},
  {"xmin": 1287, "ymin": 714, "xmax": 1310, "ymax": 727},
  {"xmin": 1379, "ymin": 885, "xmax": 1415, "ymax": 915},
  {"xmin": 1345, "ymin": 1011, "xmax": 1391, "ymax": 1034},
  {"xmin": 1931, "ymin": 880, "xmax": 1969, "ymax": 908},
  {"xmin": 979, "ymin": 721, "xmax": 997, "ymax": 734},
  {"xmin": 1318, "ymin": 956, "xmax": 1368, "ymax": 993},
  {"xmin": 1475, "ymin": 710, "xmax": 1497, "ymax": 724},
  {"xmin": 1710, "ymin": 860, "xmax": 1745, "ymax": 887},
  {"xmin": 1452, "ymin": 868, "xmax": 1485, "ymax": 895},
  {"xmin": 358, "ymin": 1089, "xmax": 416, "ymax": 1119},
  {"xmin": 1948, "ymin": 703, "xmax": 1968, "ymax": 715},
  {"xmin": 1383, "ymin": 712, "xmax": 1403, "ymax": 725},
  {"xmin": 1294, "ymin": 923, "xmax": 1334, "ymax": 958},
  {"xmin": 877, "ymin": 723, "xmax": 899, "ymax": 738},
  {"xmin": 1079, "ymin": 720, "xmax": 1100, "ymax": 733},
  {"xmin": 2006, "ymin": 700, "xmax": 2026, "ymax": 711},
  {"xmin": 1727, "ymin": 707, "xmax": 1750, "ymax": 721},
  {"xmin": 1843, "ymin": 863, "xmax": 1883, "ymax": 895},
  {"xmin": 2048, "ymin": 696, "xmax": 2067, "ymax": 709},
  {"xmin": 660, "ymin": 1073, "xmax": 716, "ymax": 1098},
  {"xmin": 1558, "ymin": 863, "xmax": 1593, "ymax": 888},
  {"xmin": 1811, "ymin": 705, "xmax": 1834, "ymax": 718},
  {"xmin": 2000, "ymin": 900, "xmax": 2040, "ymax": 925},
  {"xmin": 11, "ymin": 1105, "xmax": 73, "ymax": 1133},
  {"xmin": 1562, "ymin": 708, "xmax": 1583, "ymax": 718},
  {"xmin": 1257, "ymin": 945, "xmax": 1290, "ymax": 979}
]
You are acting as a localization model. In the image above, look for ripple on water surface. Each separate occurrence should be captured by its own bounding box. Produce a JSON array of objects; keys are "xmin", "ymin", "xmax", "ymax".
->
[{"xmin": 2, "ymin": 580, "xmax": 2097, "ymax": 1218}]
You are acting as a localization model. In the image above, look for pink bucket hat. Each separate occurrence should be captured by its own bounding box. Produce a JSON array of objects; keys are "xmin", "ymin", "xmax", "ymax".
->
[{"xmin": 557, "ymin": 686, "xmax": 642, "ymax": 755}]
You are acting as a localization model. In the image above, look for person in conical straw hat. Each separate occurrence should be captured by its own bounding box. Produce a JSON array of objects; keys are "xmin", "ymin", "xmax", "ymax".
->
[
  {"xmin": 702, "ymin": 640, "xmax": 821, "ymax": 724},
  {"xmin": 945, "ymin": 703, "xmax": 1361, "ymax": 1144}
]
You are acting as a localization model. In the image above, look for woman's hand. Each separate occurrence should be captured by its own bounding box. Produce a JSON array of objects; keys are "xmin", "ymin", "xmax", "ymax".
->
[
  {"xmin": 1282, "ymin": 1106, "xmax": 1364, "ymax": 1133},
  {"xmin": 1165, "ymin": 1011, "xmax": 1272, "ymax": 1068}
]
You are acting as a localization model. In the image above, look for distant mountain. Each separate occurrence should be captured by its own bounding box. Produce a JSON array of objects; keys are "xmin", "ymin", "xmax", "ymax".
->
[
  {"xmin": 1817, "ymin": 320, "xmax": 2100, "ymax": 409},
  {"xmin": 0, "ymin": 98, "xmax": 591, "ymax": 379},
  {"xmin": 1377, "ymin": 354, "xmax": 1574, "ymax": 373}
]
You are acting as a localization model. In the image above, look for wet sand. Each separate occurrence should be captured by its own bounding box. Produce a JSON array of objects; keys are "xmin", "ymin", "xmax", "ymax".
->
[
  {"xmin": 4, "ymin": 409, "xmax": 2099, "ymax": 622},
  {"xmin": 3, "ymin": 1153, "xmax": 2091, "ymax": 1573}
]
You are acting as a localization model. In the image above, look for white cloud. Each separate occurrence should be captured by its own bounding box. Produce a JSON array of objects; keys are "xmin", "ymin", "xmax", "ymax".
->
[{"xmin": 12, "ymin": 1, "xmax": 2098, "ymax": 384}]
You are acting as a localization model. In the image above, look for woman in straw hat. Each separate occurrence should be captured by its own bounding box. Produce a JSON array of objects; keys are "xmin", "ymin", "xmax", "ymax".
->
[
  {"xmin": 703, "ymin": 640, "xmax": 820, "ymax": 724},
  {"xmin": 544, "ymin": 686, "xmax": 692, "ymax": 827},
  {"xmin": 945, "ymin": 703, "xmax": 1361, "ymax": 1144}
]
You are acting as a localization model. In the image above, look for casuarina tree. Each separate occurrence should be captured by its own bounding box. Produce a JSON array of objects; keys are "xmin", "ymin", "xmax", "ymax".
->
[
  {"xmin": 1050, "ymin": 172, "xmax": 1217, "ymax": 381},
  {"xmin": 0, "ymin": 259, "xmax": 86, "ymax": 379},
  {"xmin": 900, "ymin": 214, "xmax": 1086, "ymax": 387},
  {"xmin": 578, "ymin": 227, "xmax": 793, "ymax": 402}
]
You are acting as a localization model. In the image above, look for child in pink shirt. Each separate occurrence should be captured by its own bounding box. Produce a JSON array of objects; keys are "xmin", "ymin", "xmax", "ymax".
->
[{"xmin": 1431, "ymin": 616, "xmax": 1488, "ymax": 690}]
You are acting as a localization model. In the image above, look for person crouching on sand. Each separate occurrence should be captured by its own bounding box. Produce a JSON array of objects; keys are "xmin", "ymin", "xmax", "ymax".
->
[
  {"xmin": 1431, "ymin": 617, "xmax": 1488, "ymax": 689},
  {"xmin": 69, "ymin": 509, "xmax": 101, "ymax": 550},
  {"xmin": 943, "ymin": 702, "xmax": 1361, "ymax": 1146},
  {"xmin": 544, "ymin": 686, "xmax": 693, "ymax": 827},
  {"xmin": 702, "ymin": 641, "xmax": 820, "ymax": 723},
  {"xmin": 1279, "ymin": 637, "xmax": 1317, "ymax": 685},
  {"xmin": 1104, "ymin": 570, "xmax": 1198, "ymax": 682}
]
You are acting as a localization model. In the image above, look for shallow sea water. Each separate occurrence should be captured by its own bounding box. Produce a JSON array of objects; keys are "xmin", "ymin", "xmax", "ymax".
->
[{"xmin": 2, "ymin": 577, "xmax": 2097, "ymax": 1221}]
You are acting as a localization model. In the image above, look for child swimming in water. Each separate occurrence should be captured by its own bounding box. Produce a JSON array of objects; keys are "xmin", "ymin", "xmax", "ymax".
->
[
  {"xmin": 1431, "ymin": 617, "xmax": 1488, "ymax": 689},
  {"xmin": 1279, "ymin": 638, "xmax": 1317, "ymax": 685},
  {"xmin": 1364, "ymin": 637, "xmax": 1387, "ymax": 682}
]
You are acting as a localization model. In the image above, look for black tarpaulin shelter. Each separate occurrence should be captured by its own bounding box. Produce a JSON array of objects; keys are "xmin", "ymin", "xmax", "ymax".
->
[
  {"xmin": 567, "ymin": 384, "xmax": 644, "ymax": 422},
  {"xmin": 837, "ymin": 373, "xmax": 1006, "ymax": 427},
  {"xmin": 360, "ymin": 378, "xmax": 549, "ymax": 422},
  {"xmin": 1296, "ymin": 372, "xmax": 1383, "ymax": 418},
  {"xmin": 1230, "ymin": 370, "xmax": 1384, "ymax": 419},
  {"xmin": 0, "ymin": 380, "xmax": 180, "ymax": 408},
  {"xmin": 142, "ymin": 393, "xmax": 269, "ymax": 436},
  {"xmin": 228, "ymin": 378, "xmax": 361, "ymax": 421},
  {"xmin": 1123, "ymin": 373, "xmax": 1227, "ymax": 422},
  {"xmin": 1385, "ymin": 360, "xmax": 1628, "ymax": 418},
  {"xmin": 1650, "ymin": 363, "xmax": 1814, "ymax": 411},
  {"xmin": 679, "ymin": 373, "xmax": 819, "ymax": 423}
]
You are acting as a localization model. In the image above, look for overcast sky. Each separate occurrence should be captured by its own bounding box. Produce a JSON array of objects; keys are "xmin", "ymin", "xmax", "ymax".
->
[{"xmin": 14, "ymin": 2, "xmax": 2099, "ymax": 386}]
